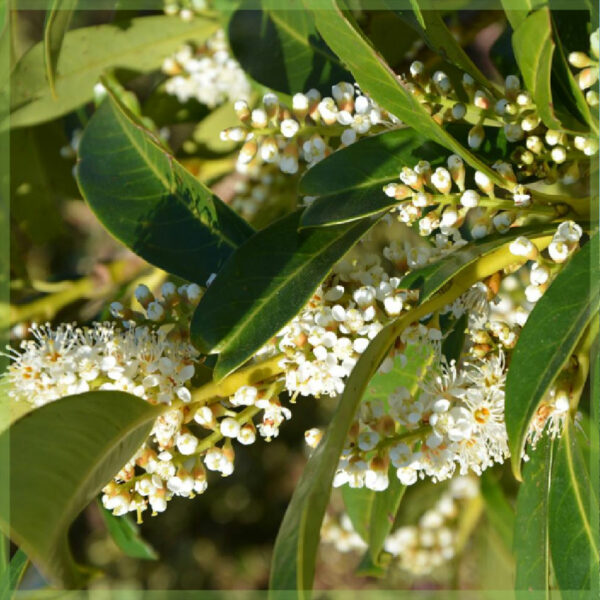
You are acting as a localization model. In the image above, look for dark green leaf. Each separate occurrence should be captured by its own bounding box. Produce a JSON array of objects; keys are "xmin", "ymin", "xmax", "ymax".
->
[
  {"xmin": 76, "ymin": 94, "xmax": 253, "ymax": 285},
  {"xmin": 191, "ymin": 210, "xmax": 377, "ymax": 381},
  {"xmin": 514, "ymin": 436, "xmax": 554, "ymax": 592},
  {"xmin": 506, "ymin": 233, "xmax": 599, "ymax": 478},
  {"xmin": 0, "ymin": 550, "xmax": 28, "ymax": 600},
  {"xmin": 549, "ymin": 419, "xmax": 599, "ymax": 594},
  {"xmin": 0, "ymin": 391, "xmax": 164, "ymax": 588},
  {"xmin": 312, "ymin": 0, "xmax": 507, "ymax": 190},
  {"xmin": 99, "ymin": 504, "xmax": 158, "ymax": 561},
  {"xmin": 400, "ymin": 223, "xmax": 557, "ymax": 304},
  {"xmin": 299, "ymin": 129, "xmax": 444, "ymax": 228},
  {"xmin": 43, "ymin": 0, "xmax": 78, "ymax": 98},
  {"xmin": 269, "ymin": 318, "xmax": 400, "ymax": 595},
  {"xmin": 480, "ymin": 470, "xmax": 514, "ymax": 552},
  {"xmin": 228, "ymin": 0, "xmax": 348, "ymax": 95},
  {"xmin": 10, "ymin": 14, "xmax": 219, "ymax": 128}
]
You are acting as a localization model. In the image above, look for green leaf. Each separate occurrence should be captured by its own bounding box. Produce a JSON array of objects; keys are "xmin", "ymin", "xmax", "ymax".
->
[
  {"xmin": 514, "ymin": 435, "xmax": 554, "ymax": 592},
  {"xmin": 76, "ymin": 94, "xmax": 253, "ymax": 285},
  {"xmin": 0, "ymin": 549, "xmax": 28, "ymax": 600},
  {"xmin": 0, "ymin": 391, "xmax": 164, "ymax": 588},
  {"xmin": 191, "ymin": 211, "xmax": 377, "ymax": 381},
  {"xmin": 500, "ymin": 0, "xmax": 547, "ymax": 31},
  {"xmin": 269, "ymin": 318, "xmax": 400, "ymax": 595},
  {"xmin": 43, "ymin": 0, "xmax": 78, "ymax": 98},
  {"xmin": 505, "ymin": 233, "xmax": 600, "ymax": 479},
  {"xmin": 99, "ymin": 504, "xmax": 158, "ymax": 561},
  {"xmin": 342, "ymin": 467, "xmax": 405, "ymax": 564},
  {"xmin": 400, "ymin": 223, "xmax": 557, "ymax": 304},
  {"xmin": 9, "ymin": 14, "xmax": 219, "ymax": 128},
  {"xmin": 299, "ymin": 128, "xmax": 444, "ymax": 228},
  {"xmin": 228, "ymin": 0, "xmax": 348, "ymax": 95},
  {"xmin": 549, "ymin": 419, "xmax": 599, "ymax": 594},
  {"xmin": 512, "ymin": 8, "xmax": 586, "ymax": 133},
  {"xmin": 311, "ymin": 0, "xmax": 508, "ymax": 191},
  {"xmin": 480, "ymin": 470, "xmax": 514, "ymax": 552}
]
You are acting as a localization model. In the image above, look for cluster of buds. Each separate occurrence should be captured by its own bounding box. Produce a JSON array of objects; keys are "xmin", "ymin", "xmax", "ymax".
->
[
  {"xmin": 321, "ymin": 476, "xmax": 479, "ymax": 577},
  {"xmin": 405, "ymin": 62, "xmax": 597, "ymax": 185},
  {"xmin": 222, "ymin": 83, "xmax": 398, "ymax": 177},
  {"xmin": 162, "ymin": 31, "xmax": 252, "ymax": 108},
  {"xmin": 383, "ymin": 476, "xmax": 479, "ymax": 575},
  {"xmin": 382, "ymin": 154, "xmax": 531, "ymax": 241},
  {"xmin": 568, "ymin": 28, "xmax": 599, "ymax": 106}
]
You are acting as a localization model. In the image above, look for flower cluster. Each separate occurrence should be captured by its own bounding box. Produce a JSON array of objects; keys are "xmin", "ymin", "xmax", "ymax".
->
[
  {"xmin": 321, "ymin": 476, "xmax": 479, "ymax": 577},
  {"xmin": 404, "ymin": 61, "xmax": 597, "ymax": 184},
  {"xmin": 383, "ymin": 476, "xmax": 479, "ymax": 575},
  {"xmin": 223, "ymin": 82, "xmax": 398, "ymax": 177},
  {"xmin": 162, "ymin": 31, "xmax": 252, "ymax": 108}
]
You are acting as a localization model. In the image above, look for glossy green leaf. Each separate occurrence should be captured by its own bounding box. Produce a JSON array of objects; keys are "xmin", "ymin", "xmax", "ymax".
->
[
  {"xmin": 500, "ymin": 0, "xmax": 547, "ymax": 31},
  {"xmin": 506, "ymin": 233, "xmax": 599, "ymax": 478},
  {"xmin": 400, "ymin": 223, "xmax": 557, "ymax": 304},
  {"xmin": 0, "ymin": 391, "xmax": 164, "ymax": 588},
  {"xmin": 549, "ymin": 419, "xmax": 599, "ymax": 594},
  {"xmin": 342, "ymin": 467, "xmax": 405, "ymax": 565},
  {"xmin": 0, "ymin": 550, "xmax": 28, "ymax": 600},
  {"xmin": 514, "ymin": 436, "xmax": 553, "ymax": 592},
  {"xmin": 299, "ymin": 129, "xmax": 444, "ymax": 228},
  {"xmin": 43, "ymin": 0, "xmax": 78, "ymax": 97},
  {"xmin": 99, "ymin": 504, "xmax": 158, "ymax": 561},
  {"xmin": 191, "ymin": 211, "xmax": 377, "ymax": 381},
  {"xmin": 228, "ymin": 0, "xmax": 348, "ymax": 95},
  {"xmin": 312, "ymin": 0, "xmax": 507, "ymax": 190},
  {"xmin": 512, "ymin": 8, "xmax": 586, "ymax": 133},
  {"xmin": 480, "ymin": 471, "xmax": 514, "ymax": 552},
  {"xmin": 269, "ymin": 318, "xmax": 401, "ymax": 595},
  {"xmin": 9, "ymin": 14, "xmax": 219, "ymax": 128},
  {"xmin": 76, "ymin": 94, "xmax": 253, "ymax": 285}
]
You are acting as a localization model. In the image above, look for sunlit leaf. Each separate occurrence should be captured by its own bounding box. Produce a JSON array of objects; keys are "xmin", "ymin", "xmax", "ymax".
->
[
  {"xmin": 10, "ymin": 14, "xmax": 219, "ymax": 128},
  {"xmin": 0, "ymin": 391, "xmax": 164, "ymax": 588}
]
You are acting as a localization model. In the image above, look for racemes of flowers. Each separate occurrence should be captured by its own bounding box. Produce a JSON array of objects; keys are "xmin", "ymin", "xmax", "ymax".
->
[{"xmin": 6, "ymin": 22, "xmax": 595, "ymax": 529}]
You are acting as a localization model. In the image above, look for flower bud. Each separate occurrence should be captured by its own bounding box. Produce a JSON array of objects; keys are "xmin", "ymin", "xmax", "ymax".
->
[
  {"xmin": 474, "ymin": 171, "xmax": 494, "ymax": 196},
  {"xmin": 568, "ymin": 51, "xmax": 592, "ymax": 68},
  {"xmin": 292, "ymin": 93, "xmax": 309, "ymax": 119},
  {"xmin": 383, "ymin": 183, "xmax": 412, "ymax": 200},
  {"xmin": 431, "ymin": 167, "xmax": 452, "ymax": 194},
  {"xmin": 526, "ymin": 135, "xmax": 543, "ymax": 154},
  {"xmin": 134, "ymin": 284, "xmax": 154, "ymax": 309},
  {"xmin": 473, "ymin": 90, "xmax": 490, "ymax": 109},
  {"xmin": 468, "ymin": 125, "xmax": 485, "ymax": 149},
  {"xmin": 262, "ymin": 92, "xmax": 279, "ymax": 121},
  {"xmin": 460, "ymin": 189, "xmax": 480, "ymax": 208},
  {"xmin": 551, "ymin": 145, "xmax": 567, "ymax": 164},
  {"xmin": 251, "ymin": 108, "xmax": 268, "ymax": 129},
  {"xmin": 433, "ymin": 70, "xmax": 452, "ymax": 94},
  {"xmin": 447, "ymin": 154, "xmax": 465, "ymax": 190},
  {"xmin": 451, "ymin": 102, "xmax": 466, "ymax": 120},
  {"xmin": 234, "ymin": 99, "xmax": 250, "ymax": 122}
]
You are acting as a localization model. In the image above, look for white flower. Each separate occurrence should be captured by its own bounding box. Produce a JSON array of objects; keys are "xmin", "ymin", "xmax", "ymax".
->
[
  {"xmin": 460, "ymin": 189, "xmax": 480, "ymax": 208},
  {"xmin": 509, "ymin": 236, "xmax": 535, "ymax": 257}
]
